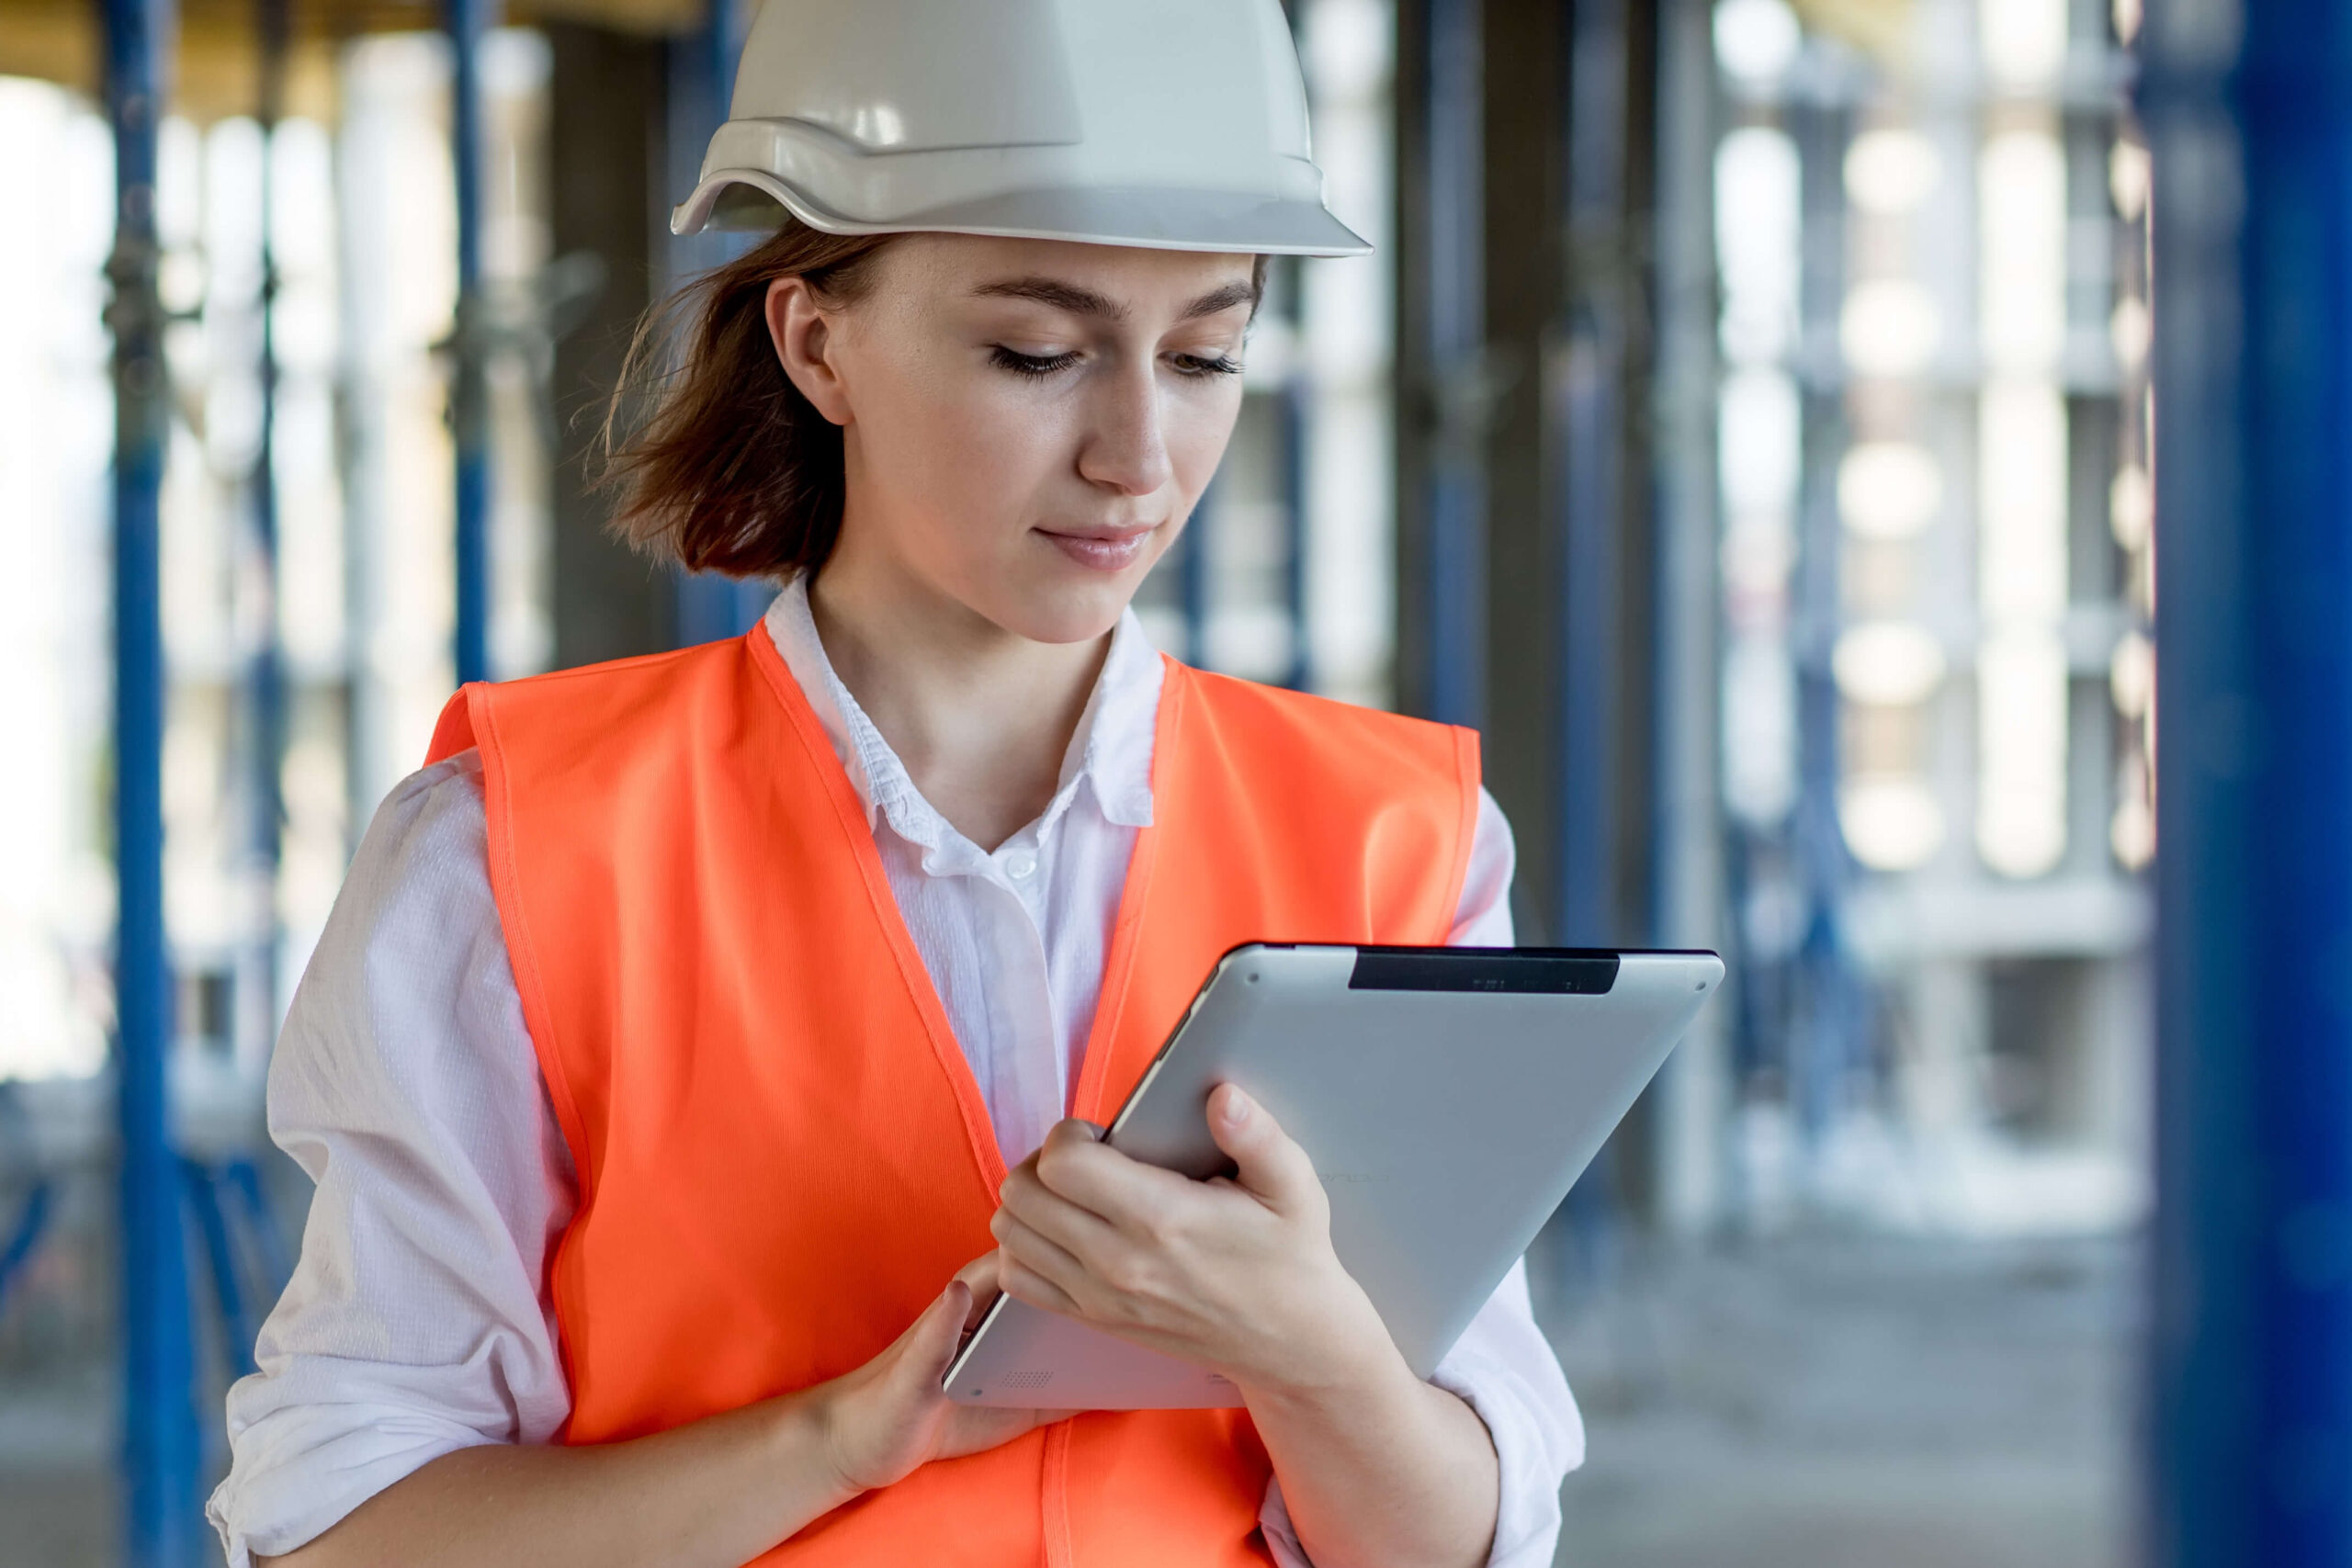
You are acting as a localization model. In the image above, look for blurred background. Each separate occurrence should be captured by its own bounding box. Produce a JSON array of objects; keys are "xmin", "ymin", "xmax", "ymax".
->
[{"xmin": 0, "ymin": 0, "xmax": 2245, "ymax": 1560}]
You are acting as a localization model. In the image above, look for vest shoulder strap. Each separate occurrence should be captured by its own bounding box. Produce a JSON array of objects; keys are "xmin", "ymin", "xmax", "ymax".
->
[
  {"xmin": 425, "ymin": 639, "xmax": 736, "ymax": 771},
  {"xmin": 1163, "ymin": 660, "xmax": 1484, "ymax": 936}
]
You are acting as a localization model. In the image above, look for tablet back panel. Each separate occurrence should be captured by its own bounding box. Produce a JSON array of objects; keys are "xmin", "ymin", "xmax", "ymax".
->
[{"xmin": 945, "ymin": 944, "xmax": 1722, "ymax": 1409}]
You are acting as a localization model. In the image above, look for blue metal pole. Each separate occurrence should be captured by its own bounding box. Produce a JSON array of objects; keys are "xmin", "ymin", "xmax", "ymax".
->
[
  {"xmin": 222, "ymin": 1156, "xmax": 291, "ymax": 1291},
  {"xmin": 1555, "ymin": 333, "xmax": 1617, "ymax": 945},
  {"xmin": 181, "ymin": 1160, "xmax": 254, "ymax": 1382},
  {"xmin": 701, "ymin": 0, "xmax": 740, "ymax": 115},
  {"xmin": 101, "ymin": 0, "xmax": 202, "ymax": 1558},
  {"xmin": 1179, "ymin": 483, "xmax": 1211, "ymax": 668},
  {"xmin": 1266, "ymin": 22, "xmax": 1311, "ymax": 697},
  {"xmin": 1784, "ymin": 96, "xmax": 1858, "ymax": 1152},
  {"xmin": 1423, "ymin": 0, "xmax": 1485, "ymax": 730},
  {"xmin": 447, "ymin": 0, "xmax": 494, "ymax": 685},
  {"xmin": 1280, "ymin": 375, "xmax": 1311, "ymax": 692},
  {"xmin": 1555, "ymin": 0, "xmax": 1628, "ymax": 949},
  {"xmin": 247, "ymin": 0, "xmax": 287, "ymax": 1049},
  {"xmin": 0, "ymin": 1180, "xmax": 53, "ymax": 1322},
  {"xmin": 2143, "ymin": 0, "xmax": 2352, "ymax": 1561}
]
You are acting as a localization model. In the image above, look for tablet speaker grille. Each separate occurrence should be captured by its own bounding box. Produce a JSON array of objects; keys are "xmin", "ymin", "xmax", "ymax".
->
[{"xmin": 1000, "ymin": 1368, "xmax": 1055, "ymax": 1390}]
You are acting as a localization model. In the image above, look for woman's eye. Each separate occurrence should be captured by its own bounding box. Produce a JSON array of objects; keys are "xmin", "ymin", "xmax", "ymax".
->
[
  {"xmin": 990, "ymin": 346, "xmax": 1081, "ymax": 378},
  {"xmin": 1170, "ymin": 353, "xmax": 1244, "ymax": 378}
]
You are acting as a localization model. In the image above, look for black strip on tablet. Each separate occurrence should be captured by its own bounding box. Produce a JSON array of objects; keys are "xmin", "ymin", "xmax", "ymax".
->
[{"xmin": 1346, "ymin": 947, "xmax": 1621, "ymax": 994}]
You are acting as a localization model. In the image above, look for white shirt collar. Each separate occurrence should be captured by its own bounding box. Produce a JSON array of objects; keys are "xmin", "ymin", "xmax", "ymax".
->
[{"xmin": 760, "ymin": 574, "xmax": 1161, "ymax": 857}]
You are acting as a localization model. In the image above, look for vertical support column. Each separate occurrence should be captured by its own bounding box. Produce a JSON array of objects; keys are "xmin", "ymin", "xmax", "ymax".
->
[
  {"xmin": 1786, "ymin": 93, "xmax": 1856, "ymax": 1148},
  {"xmin": 1280, "ymin": 376, "xmax": 1312, "ymax": 690},
  {"xmin": 245, "ymin": 0, "xmax": 288, "ymax": 1053},
  {"xmin": 1647, "ymin": 0, "xmax": 1726, "ymax": 1233},
  {"xmin": 1554, "ymin": 0, "xmax": 1636, "ymax": 946},
  {"xmin": 1397, "ymin": 0, "xmax": 1488, "ymax": 730},
  {"xmin": 699, "ymin": 0, "xmax": 743, "ymax": 126},
  {"xmin": 1179, "ymin": 483, "xmax": 1211, "ymax": 667},
  {"xmin": 447, "ymin": 0, "xmax": 497, "ymax": 684},
  {"xmin": 1552, "ymin": 0, "xmax": 1666, "ymax": 1205},
  {"xmin": 2144, "ymin": 0, "xmax": 2352, "ymax": 1561},
  {"xmin": 1479, "ymin": 0, "xmax": 1565, "ymax": 932},
  {"xmin": 102, "ymin": 0, "xmax": 202, "ymax": 1559},
  {"xmin": 548, "ymin": 23, "xmax": 672, "ymax": 667}
]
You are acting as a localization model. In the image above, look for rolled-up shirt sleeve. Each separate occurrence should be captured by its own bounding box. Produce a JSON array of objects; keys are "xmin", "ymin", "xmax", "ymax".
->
[
  {"xmin": 207, "ymin": 750, "xmax": 577, "ymax": 1568},
  {"xmin": 1259, "ymin": 788, "xmax": 1585, "ymax": 1567}
]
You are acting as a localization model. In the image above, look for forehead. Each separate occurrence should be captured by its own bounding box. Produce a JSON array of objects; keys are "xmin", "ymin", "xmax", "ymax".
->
[{"xmin": 881, "ymin": 233, "xmax": 1258, "ymax": 318}]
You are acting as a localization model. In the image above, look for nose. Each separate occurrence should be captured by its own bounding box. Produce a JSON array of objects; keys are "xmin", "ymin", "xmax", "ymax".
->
[{"xmin": 1075, "ymin": 358, "xmax": 1176, "ymax": 498}]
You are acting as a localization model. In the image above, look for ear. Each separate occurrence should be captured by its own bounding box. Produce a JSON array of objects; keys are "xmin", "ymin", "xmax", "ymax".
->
[{"xmin": 764, "ymin": 276, "xmax": 854, "ymax": 427}]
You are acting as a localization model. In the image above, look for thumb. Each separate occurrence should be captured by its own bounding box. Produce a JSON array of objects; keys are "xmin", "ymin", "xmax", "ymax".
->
[
  {"xmin": 898, "ymin": 1279, "xmax": 972, "ymax": 1389},
  {"xmin": 829, "ymin": 1279, "xmax": 971, "ymax": 1495},
  {"xmin": 1207, "ymin": 1085, "xmax": 1317, "ymax": 1209}
]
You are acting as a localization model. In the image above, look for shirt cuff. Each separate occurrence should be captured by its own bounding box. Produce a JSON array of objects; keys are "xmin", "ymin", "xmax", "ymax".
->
[
  {"xmin": 1430, "ymin": 1328, "xmax": 1585, "ymax": 1568},
  {"xmin": 207, "ymin": 1398, "xmax": 501, "ymax": 1568},
  {"xmin": 1254, "ymin": 1350, "xmax": 1584, "ymax": 1568}
]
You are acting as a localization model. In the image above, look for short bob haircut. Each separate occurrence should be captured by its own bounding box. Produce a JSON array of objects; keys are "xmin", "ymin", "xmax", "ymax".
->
[
  {"xmin": 599, "ymin": 220, "xmax": 1268, "ymax": 580},
  {"xmin": 599, "ymin": 221, "xmax": 893, "ymax": 580}
]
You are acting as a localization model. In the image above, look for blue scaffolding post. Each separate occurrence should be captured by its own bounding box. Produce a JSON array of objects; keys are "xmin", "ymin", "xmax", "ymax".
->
[
  {"xmin": 2143, "ymin": 0, "xmax": 2352, "ymax": 1561},
  {"xmin": 246, "ymin": 0, "xmax": 287, "ymax": 1051},
  {"xmin": 101, "ymin": 0, "xmax": 203, "ymax": 1559},
  {"xmin": 1279, "ymin": 375, "xmax": 1311, "ymax": 692},
  {"xmin": 1419, "ymin": 0, "xmax": 1486, "ymax": 729},
  {"xmin": 1554, "ymin": 0, "xmax": 1630, "ymax": 948},
  {"xmin": 446, "ymin": 0, "xmax": 496, "ymax": 685},
  {"xmin": 1554, "ymin": 324, "xmax": 1619, "ymax": 945},
  {"xmin": 1177, "ymin": 481, "xmax": 1212, "ymax": 668}
]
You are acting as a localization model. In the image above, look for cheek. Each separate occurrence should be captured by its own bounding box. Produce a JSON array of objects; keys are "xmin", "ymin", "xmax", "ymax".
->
[
  {"xmin": 1164, "ymin": 386, "xmax": 1245, "ymax": 499},
  {"xmin": 860, "ymin": 363, "xmax": 1069, "ymax": 517}
]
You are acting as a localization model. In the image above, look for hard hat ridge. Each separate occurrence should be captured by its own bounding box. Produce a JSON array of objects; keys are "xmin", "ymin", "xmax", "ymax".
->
[{"xmin": 672, "ymin": 0, "xmax": 1371, "ymax": 257}]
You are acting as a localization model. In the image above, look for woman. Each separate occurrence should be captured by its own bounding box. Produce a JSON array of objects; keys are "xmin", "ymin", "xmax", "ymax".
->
[{"xmin": 209, "ymin": 4, "xmax": 1581, "ymax": 1564}]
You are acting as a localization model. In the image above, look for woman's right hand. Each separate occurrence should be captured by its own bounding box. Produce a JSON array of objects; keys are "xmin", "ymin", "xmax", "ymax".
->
[
  {"xmin": 813, "ymin": 1251, "xmax": 1072, "ymax": 1495},
  {"xmin": 261, "ymin": 1253, "xmax": 1062, "ymax": 1568}
]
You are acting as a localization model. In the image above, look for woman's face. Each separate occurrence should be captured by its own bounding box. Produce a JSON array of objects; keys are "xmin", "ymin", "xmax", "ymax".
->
[{"xmin": 768, "ymin": 234, "xmax": 1257, "ymax": 645}]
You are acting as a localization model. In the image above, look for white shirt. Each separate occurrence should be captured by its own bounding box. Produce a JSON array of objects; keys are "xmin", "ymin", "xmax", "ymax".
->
[{"xmin": 207, "ymin": 579, "xmax": 1584, "ymax": 1566}]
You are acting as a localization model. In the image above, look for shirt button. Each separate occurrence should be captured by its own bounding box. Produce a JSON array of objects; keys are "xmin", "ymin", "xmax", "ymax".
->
[{"xmin": 1007, "ymin": 852, "xmax": 1038, "ymax": 881}]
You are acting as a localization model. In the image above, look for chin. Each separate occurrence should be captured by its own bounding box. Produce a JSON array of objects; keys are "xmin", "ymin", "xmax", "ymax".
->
[{"xmin": 991, "ymin": 578, "xmax": 1137, "ymax": 647}]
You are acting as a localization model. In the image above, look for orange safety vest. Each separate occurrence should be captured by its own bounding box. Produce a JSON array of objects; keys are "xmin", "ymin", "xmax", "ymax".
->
[{"xmin": 425, "ymin": 626, "xmax": 1479, "ymax": 1565}]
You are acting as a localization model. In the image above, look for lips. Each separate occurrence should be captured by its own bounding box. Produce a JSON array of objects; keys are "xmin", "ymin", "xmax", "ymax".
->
[{"xmin": 1037, "ymin": 525, "xmax": 1155, "ymax": 572}]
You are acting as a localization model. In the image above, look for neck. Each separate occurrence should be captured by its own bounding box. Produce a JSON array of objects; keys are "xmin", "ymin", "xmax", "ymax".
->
[{"xmin": 806, "ymin": 558, "xmax": 1110, "ymax": 853}]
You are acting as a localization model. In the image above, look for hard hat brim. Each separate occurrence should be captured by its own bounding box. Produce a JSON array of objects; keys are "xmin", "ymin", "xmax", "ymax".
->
[{"xmin": 670, "ymin": 170, "xmax": 1372, "ymax": 258}]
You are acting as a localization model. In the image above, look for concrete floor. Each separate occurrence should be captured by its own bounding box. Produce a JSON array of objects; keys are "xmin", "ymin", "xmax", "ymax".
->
[
  {"xmin": 1537, "ymin": 1229, "xmax": 2134, "ymax": 1568},
  {"xmin": 0, "ymin": 1230, "xmax": 2132, "ymax": 1567},
  {"xmin": 0, "ymin": 1361, "xmax": 125, "ymax": 1568}
]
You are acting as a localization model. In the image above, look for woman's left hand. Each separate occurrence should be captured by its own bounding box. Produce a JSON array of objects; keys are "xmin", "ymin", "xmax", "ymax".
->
[{"xmin": 989, "ymin": 1084, "xmax": 1395, "ymax": 1397}]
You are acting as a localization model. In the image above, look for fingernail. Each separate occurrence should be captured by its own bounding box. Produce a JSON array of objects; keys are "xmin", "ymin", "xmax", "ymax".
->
[{"xmin": 1223, "ymin": 1089, "xmax": 1251, "ymax": 1126}]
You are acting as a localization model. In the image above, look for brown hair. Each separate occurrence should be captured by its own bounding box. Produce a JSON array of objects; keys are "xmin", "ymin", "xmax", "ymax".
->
[
  {"xmin": 600, "ymin": 223, "xmax": 1272, "ymax": 578},
  {"xmin": 597, "ymin": 220, "xmax": 894, "ymax": 579}
]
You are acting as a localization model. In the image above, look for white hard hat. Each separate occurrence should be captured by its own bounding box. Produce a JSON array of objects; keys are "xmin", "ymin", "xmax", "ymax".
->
[{"xmin": 669, "ymin": 0, "xmax": 1370, "ymax": 257}]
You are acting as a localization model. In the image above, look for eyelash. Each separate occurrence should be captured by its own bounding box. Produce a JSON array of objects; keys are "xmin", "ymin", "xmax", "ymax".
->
[{"xmin": 989, "ymin": 346, "xmax": 1244, "ymax": 380}]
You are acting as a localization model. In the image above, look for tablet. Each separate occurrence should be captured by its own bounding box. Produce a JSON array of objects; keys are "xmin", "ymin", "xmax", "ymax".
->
[{"xmin": 944, "ymin": 942, "xmax": 1723, "ymax": 1409}]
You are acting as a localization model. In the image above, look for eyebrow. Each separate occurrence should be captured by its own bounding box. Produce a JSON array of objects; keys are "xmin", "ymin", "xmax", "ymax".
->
[
  {"xmin": 970, "ymin": 276, "xmax": 1260, "ymax": 322},
  {"xmin": 1178, "ymin": 280, "xmax": 1261, "ymax": 320}
]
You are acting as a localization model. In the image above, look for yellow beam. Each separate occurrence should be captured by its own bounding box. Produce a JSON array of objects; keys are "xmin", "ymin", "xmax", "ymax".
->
[{"xmin": 0, "ymin": 0, "xmax": 706, "ymax": 117}]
